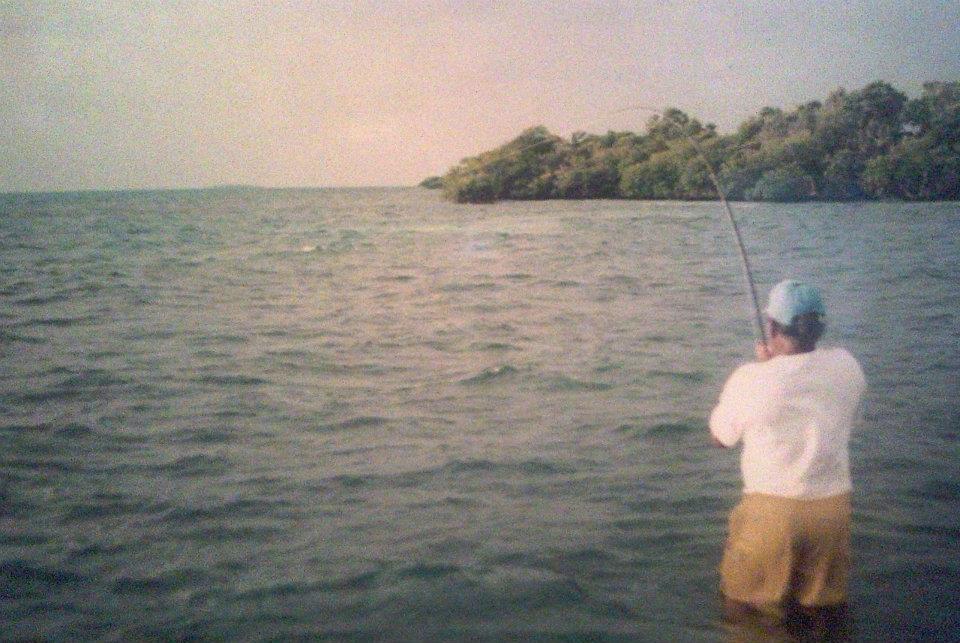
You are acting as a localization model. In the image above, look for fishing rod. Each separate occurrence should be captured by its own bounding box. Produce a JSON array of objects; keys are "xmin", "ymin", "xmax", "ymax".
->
[
  {"xmin": 460, "ymin": 105, "xmax": 769, "ymax": 345},
  {"xmin": 686, "ymin": 137, "xmax": 768, "ymax": 346},
  {"xmin": 598, "ymin": 104, "xmax": 769, "ymax": 345}
]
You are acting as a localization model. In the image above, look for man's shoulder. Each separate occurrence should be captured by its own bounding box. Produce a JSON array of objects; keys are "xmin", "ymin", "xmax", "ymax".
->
[
  {"xmin": 817, "ymin": 346, "xmax": 866, "ymax": 386},
  {"xmin": 818, "ymin": 346, "xmax": 861, "ymax": 367}
]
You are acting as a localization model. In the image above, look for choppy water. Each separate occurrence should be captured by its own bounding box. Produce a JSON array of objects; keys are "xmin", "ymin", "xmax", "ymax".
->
[{"xmin": 1, "ymin": 187, "xmax": 958, "ymax": 640}]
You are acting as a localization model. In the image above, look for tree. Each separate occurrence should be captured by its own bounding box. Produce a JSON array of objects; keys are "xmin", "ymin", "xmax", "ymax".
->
[
  {"xmin": 863, "ymin": 137, "xmax": 960, "ymax": 200},
  {"xmin": 419, "ymin": 176, "xmax": 443, "ymax": 189},
  {"xmin": 718, "ymin": 149, "xmax": 768, "ymax": 200},
  {"xmin": 438, "ymin": 80, "xmax": 957, "ymax": 203},
  {"xmin": 442, "ymin": 169, "xmax": 496, "ymax": 203},
  {"xmin": 748, "ymin": 165, "xmax": 812, "ymax": 202},
  {"xmin": 820, "ymin": 150, "xmax": 865, "ymax": 200},
  {"xmin": 903, "ymin": 81, "xmax": 960, "ymax": 146},
  {"xmin": 645, "ymin": 108, "xmax": 703, "ymax": 143},
  {"xmin": 620, "ymin": 149, "xmax": 682, "ymax": 199},
  {"xmin": 814, "ymin": 82, "xmax": 906, "ymax": 159}
]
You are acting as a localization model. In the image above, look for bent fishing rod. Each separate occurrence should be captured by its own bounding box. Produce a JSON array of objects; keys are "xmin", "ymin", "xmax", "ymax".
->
[
  {"xmin": 483, "ymin": 105, "xmax": 769, "ymax": 345},
  {"xmin": 687, "ymin": 137, "xmax": 768, "ymax": 346},
  {"xmin": 611, "ymin": 104, "xmax": 768, "ymax": 345}
]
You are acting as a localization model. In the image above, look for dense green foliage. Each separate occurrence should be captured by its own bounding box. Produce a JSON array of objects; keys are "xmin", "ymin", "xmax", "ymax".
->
[
  {"xmin": 419, "ymin": 176, "xmax": 444, "ymax": 189},
  {"xmin": 437, "ymin": 81, "xmax": 960, "ymax": 203}
]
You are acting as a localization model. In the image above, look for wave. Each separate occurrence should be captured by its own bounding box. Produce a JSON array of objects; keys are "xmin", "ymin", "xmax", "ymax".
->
[
  {"xmin": 159, "ymin": 497, "xmax": 294, "ymax": 523},
  {"xmin": 640, "ymin": 334, "xmax": 680, "ymax": 344},
  {"xmin": 10, "ymin": 387, "xmax": 78, "ymax": 405},
  {"xmin": 179, "ymin": 524, "xmax": 282, "ymax": 542},
  {"xmin": 62, "ymin": 495, "xmax": 168, "ymax": 522},
  {"xmin": 0, "ymin": 330, "xmax": 44, "ymax": 344},
  {"xmin": 646, "ymin": 421, "xmax": 702, "ymax": 437},
  {"xmin": 0, "ymin": 422, "xmax": 94, "ymax": 437},
  {"xmin": 168, "ymin": 425, "xmax": 237, "ymax": 445},
  {"xmin": 237, "ymin": 569, "xmax": 382, "ymax": 600},
  {"xmin": 396, "ymin": 563, "xmax": 462, "ymax": 580},
  {"xmin": 60, "ymin": 370, "xmax": 126, "ymax": 389},
  {"xmin": 446, "ymin": 458, "xmax": 574, "ymax": 476},
  {"xmin": 593, "ymin": 362, "xmax": 622, "ymax": 373},
  {"xmin": 264, "ymin": 349, "xmax": 311, "ymax": 359},
  {"xmin": 539, "ymin": 375, "xmax": 613, "ymax": 392},
  {"xmin": 0, "ymin": 559, "xmax": 86, "ymax": 594},
  {"xmin": 13, "ymin": 293, "xmax": 70, "ymax": 306},
  {"xmin": 645, "ymin": 369, "xmax": 706, "ymax": 383},
  {"xmin": 0, "ymin": 280, "xmax": 32, "ymax": 296},
  {"xmin": 121, "ymin": 328, "xmax": 180, "ymax": 341},
  {"xmin": 472, "ymin": 566, "xmax": 586, "ymax": 610},
  {"xmin": 16, "ymin": 315, "xmax": 95, "ymax": 328},
  {"xmin": 600, "ymin": 274, "xmax": 640, "ymax": 286},
  {"xmin": 5, "ymin": 370, "xmax": 128, "ymax": 405},
  {"xmin": 3, "ymin": 456, "xmax": 82, "ymax": 474},
  {"xmin": 469, "ymin": 342, "xmax": 519, "ymax": 352},
  {"xmin": 314, "ymin": 457, "xmax": 576, "ymax": 494},
  {"xmin": 914, "ymin": 478, "xmax": 960, "ymax": 503},
  {"xmin": 315, "ymin": 416, "xmax": 388, "ymax": 432},
  {"xmin": 616, "ymin": 420, "xmax": 704, "ymax": 439},
  {"xmin": 112, "ymin": 568, "xmax": 212, "ymax": 594},
  {"xmin": 439, "ymin": 281, "xmax": 499, "ymax": 292},
  {"xmin": 459, "ymin": 365, "xmax": 518, "ymax": 385},
  {"xmin": 67, "ymin": 542, "xmax": 130, "ymax": 560},
  {"xmin": 150, "ymin": 453, "xmax": 233, "ymax": 477},
  {"xmin": 190, "ymin": 374, "xmax": 269, "ymax": 386},
  {"xmin": 458, "ymin": 366, "xmax": 614, "ymax": 392},
  {"xmin": 276, "ymin": 361, "xmax": 391, "ymax": 376},
  {"xmin": 407, "ymin": 495, "xmax": 484, "ymax": 510},
  {"xmin": 189, "ymin": 333, "xmax": 250, "ymax": 346}
]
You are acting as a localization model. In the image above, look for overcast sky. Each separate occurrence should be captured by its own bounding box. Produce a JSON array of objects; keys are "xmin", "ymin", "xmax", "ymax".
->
[{"xmin": 2, "ymin": 1, "xmax": 958, "ymax": 191}]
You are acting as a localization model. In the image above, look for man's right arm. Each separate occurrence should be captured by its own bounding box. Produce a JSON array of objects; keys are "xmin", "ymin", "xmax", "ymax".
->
[
  {"xmin": 709, "ymin": 365, "xmax": 750, "ymax": 448},
  {"xmin": 711, "ymin": 434, "xmax": 729, "ymax": 448}
]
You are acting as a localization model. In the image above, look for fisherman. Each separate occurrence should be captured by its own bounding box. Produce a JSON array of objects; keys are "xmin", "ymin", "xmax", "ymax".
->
[{"xmin": 709, "ymin": 279, "xmax": 866, "ymax": 622}]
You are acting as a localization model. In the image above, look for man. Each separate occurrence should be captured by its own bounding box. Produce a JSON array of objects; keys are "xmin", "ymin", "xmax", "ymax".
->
[{"xmin": 709, "ymin": 279, "xmax": 866, "ymax": 622}]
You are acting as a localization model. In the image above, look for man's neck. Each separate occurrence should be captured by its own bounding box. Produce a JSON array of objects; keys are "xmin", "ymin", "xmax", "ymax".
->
[{"xmin": 771, "ymin": 337, "xmax": 814, "ymax": 357}]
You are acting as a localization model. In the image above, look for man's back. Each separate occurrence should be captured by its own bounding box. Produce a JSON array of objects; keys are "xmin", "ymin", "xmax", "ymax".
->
[{"xmin": 710, "ymin": 347, "xmax": 866, "ymax": 498}]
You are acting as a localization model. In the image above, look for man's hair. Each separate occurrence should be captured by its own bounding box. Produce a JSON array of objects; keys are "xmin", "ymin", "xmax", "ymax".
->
[{"xmin": 771, "ymin": 312, "xmax": 825, "ymax": 350}]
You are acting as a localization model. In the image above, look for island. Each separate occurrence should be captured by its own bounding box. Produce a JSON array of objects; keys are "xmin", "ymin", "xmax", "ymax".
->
[
  {"xmin": 430, "ymin": 81, "xmax": 959, "ymax": 203},
  {"xmin": 418, "ymin": 176, "xmax": 444, "ymax": 189}
]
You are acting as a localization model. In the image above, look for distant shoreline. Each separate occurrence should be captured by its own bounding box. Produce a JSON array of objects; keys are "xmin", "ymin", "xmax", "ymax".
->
[
  {"xmin": 0, "ymin": 184, "xmax": 413, "ymax": 198},
  {"xmin": 3, "ymin": 185, "xmax": 958, "ymax": 205}
]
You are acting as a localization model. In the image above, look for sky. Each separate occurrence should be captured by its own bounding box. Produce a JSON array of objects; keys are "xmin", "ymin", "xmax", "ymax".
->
[{"xmin": 2, "ymin": 0, "xmax": 959, "ymax": 192}]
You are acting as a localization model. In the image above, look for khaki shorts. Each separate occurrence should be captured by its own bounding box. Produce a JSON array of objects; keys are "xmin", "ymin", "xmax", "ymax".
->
[{"xmin": 720, "ymin": 492, "xmax": 851, "ymax": 614}]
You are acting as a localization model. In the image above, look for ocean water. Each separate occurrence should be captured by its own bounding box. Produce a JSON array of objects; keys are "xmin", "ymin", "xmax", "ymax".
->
[{"xmin": 0, "ymin": 187, "xmax": 957, "ymax": 641}]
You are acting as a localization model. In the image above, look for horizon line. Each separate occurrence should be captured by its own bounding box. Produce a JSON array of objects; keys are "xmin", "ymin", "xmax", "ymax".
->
[{"xmin": 0, "ymin": 183, "xmax": 421, "ymax": 197}]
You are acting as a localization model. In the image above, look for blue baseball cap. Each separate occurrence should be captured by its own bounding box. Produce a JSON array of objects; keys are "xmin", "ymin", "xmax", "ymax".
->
[{"xmin": 764, "ymin": 279, "xmax": 826, "ymax": 326}]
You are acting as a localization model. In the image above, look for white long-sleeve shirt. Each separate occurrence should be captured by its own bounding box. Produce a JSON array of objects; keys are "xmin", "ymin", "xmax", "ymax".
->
[{"xmin": 710, "ymin": 347, "xmax": 866, "ymax": 499}]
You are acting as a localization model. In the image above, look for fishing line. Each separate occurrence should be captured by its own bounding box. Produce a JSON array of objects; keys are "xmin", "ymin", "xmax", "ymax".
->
[
  {"xmin": 613, "ymin": 104, "xmax": 768, "ymax": 345},
  {"xmin": 464, "ymin": 104, "xmax": 768, "ymax": 345},
  {"xmin": 687, "ymin": 137, "xmax": 768, "ymax": 345}
]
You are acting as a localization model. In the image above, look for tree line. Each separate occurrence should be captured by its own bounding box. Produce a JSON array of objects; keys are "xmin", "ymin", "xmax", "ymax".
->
[{"xmin": 426, "ymin": 81, "xmax": 960, "ymax": 203}]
